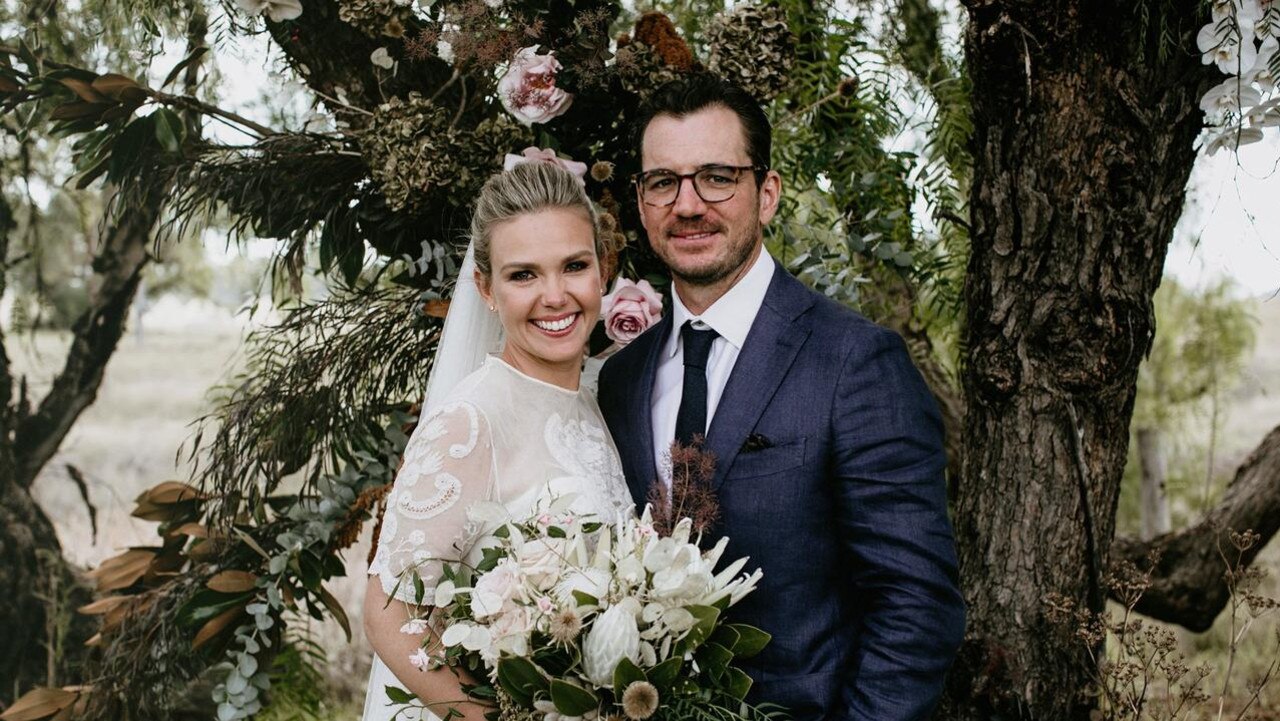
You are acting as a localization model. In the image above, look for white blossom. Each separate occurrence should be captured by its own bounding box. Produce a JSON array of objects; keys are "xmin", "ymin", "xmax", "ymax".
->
[
  {"xmin": 1199, "ymin": 20, "xmax": 1259, "ymax": 74},
  {"xmin": 235, "ymin": 0, "xmax": 302, "ymax": 22}
]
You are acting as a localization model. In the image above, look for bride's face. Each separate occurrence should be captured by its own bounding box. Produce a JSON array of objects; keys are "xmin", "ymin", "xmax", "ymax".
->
[{"xmin": 478, "ymin": 207, "xmax": 603, "ymax": 387}]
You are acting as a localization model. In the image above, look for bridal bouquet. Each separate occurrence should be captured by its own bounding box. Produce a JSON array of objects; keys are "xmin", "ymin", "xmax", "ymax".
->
[{"xmin": 391, "ymin": 498, "xmax": 774, "ymax": 721}]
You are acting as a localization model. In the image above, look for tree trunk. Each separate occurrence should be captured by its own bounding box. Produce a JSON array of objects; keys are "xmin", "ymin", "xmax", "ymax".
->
[
  {"xmin": 943, "ymin": 2, "xmax": 1210, "ymax": 718},
  {"xmin": 1137, "ymin": 427, "xmax": 1171, "ymax": 541}
]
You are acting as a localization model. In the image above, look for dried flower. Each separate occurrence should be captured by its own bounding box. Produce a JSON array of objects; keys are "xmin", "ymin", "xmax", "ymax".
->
[
  {"xmin": 407, "ymin": 647, "xmax": 431, "ymax": 670},
  {"xmin": 370, "ymin": 47, "xmax": 395, "ymax": 70},
  {"xmin": 648, "ymin": 440, "xmax": 719, "ymax": 537},
  {"xmin": 499, "ymin": 46, "xmax": 574, "ymax": 125},
  {"xmin": 357, "ymin": 92, "xmax": 531, "ymax": 211},
  {"xmin": 598, "ymin": 211, "xmax": 618, "ymax": 232},
  {"xmin": 548, "ymin": 607, "xmax": 583, "ymax": 644},
  {"xmin": 337, "ymin": 0, "xmax": 414, "ymax": 38},
  {"xmin": 705, "ymin": 5, "xmax": 796, "ymax": 102},
  {"xmin": 634, "ymin": 13, "xmax": 695, "ymax": 70},
  {"xmin": 590, "ymin": 160, "xmax": 615, "ymax": 183},
  {"xmin": 837, "ymin": 75, "xmax": 859, "ymax": 98},
  {"xmin": 400, "ymin": 618, "xmax": 430, "ymax": 635},
  {"xmin": 621, "ymin": 680, "xmax": 659, "ymax": 720}
]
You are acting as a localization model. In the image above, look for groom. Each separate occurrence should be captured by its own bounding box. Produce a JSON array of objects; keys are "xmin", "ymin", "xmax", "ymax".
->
[{"xmin": 597, "ymin": 74, "xmax": 965, "ymax": 720}]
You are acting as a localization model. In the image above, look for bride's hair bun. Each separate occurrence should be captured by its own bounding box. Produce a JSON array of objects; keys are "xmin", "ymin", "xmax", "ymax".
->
[{"xmin": 470, "ymin": 162, "xmax": 603, "ymax": 277}]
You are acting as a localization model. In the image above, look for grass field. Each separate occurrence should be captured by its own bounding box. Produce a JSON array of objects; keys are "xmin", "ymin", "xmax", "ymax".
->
[{"xmin": 11, "ymin": 295, "xmax": 1280, "ymax": 718}]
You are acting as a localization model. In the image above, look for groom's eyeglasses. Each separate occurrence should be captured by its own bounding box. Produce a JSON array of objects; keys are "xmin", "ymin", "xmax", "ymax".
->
[{"xmin": 632, "ymin": 165, "xmax": 767, "ymax": 207}]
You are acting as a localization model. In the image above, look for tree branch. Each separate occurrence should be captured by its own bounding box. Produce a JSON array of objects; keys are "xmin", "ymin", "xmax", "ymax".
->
[
  {"xmin": 11, "ymin": 186, "xmax": 162, "ymax": 489},
  {"xmin": 1110, "ymin": 424, "xmax": 1280, "ymax": 631}
]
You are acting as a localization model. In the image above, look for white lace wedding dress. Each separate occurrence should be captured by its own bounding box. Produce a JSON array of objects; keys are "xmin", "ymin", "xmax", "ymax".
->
[{"xmin": 361, "ymin": 355, "xmax": 634, "ymax": 721}]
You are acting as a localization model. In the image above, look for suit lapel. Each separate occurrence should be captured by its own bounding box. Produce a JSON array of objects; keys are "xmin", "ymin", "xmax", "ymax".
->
[
  {"xmin": 705, "ymin": 267, "xmax": 814, "ymax": 490},
  {"xmin": 625, "ymin": 313, "xmax": 671, "ymax": 506}
]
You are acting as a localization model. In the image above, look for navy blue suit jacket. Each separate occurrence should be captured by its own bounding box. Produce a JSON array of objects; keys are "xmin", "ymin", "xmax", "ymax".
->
[{"xmin": 597, "ymin": 261, "xmax": 965, "ymax": 720}]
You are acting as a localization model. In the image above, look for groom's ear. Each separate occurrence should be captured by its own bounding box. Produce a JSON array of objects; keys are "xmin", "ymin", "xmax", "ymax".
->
[{"xmin": 757, "ymin": 169, "xmax": 782, "ymax": 226}]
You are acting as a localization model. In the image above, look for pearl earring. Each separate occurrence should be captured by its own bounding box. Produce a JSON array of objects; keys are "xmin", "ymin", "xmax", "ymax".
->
[{"xmin": 488, "ymin": 305, "xmax": 495, "ymax": 312}]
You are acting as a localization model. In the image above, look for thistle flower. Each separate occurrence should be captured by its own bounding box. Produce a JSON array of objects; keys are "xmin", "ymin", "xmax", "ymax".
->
[
  {"xmin": 647, "ymin": 440, "xmax": 720, "ymax": 537},
  {"xmin": 549, "ymin": 607, "xmax": 583, "ymax": 643},
  {"xmin": 837, "ymin": 75, "xmax": 859, "ymax": 98},
  {"xmin": 621, "ymin": 681, "xmax": 659, "ymax": 720},
  {"xmin": 591, "ymin": 161, "xmax": 615, "ymax": 183}
]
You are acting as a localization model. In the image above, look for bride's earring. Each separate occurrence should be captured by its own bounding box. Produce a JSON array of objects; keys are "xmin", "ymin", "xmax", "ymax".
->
[{"xmin": 488, "ymin": 305, "xmax": 495, "ymax": 312}]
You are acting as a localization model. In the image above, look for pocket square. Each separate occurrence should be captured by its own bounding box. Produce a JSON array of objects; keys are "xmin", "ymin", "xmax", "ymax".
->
[{"xmin": 740, "ymin": 432, "xmax": 774, "ymax": 453}]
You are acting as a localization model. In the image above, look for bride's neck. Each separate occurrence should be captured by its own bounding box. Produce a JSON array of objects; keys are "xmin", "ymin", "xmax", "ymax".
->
[{"xmin": 499, "ymin": 347, "xmax": 582, "ymax": 391}]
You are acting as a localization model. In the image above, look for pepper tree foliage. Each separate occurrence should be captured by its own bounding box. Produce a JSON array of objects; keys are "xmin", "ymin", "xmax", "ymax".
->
[{"xmin": 0, "ymin": 0, "xmax": 970, "ymax": 717}]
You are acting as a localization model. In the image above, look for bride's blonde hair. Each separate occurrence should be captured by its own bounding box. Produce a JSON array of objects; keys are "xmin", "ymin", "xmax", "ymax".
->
[{"xmin": 470, "ymin": 162, "xmax": 603, "ymax": 277}]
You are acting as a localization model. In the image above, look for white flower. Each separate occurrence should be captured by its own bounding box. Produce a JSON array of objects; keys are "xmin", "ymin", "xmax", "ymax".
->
[
  {"xmin": 1206, "ymin": 126, "xmax": 1266, "ymax": 154},
  {"xmin": 1198, "ymin": 20, "xmax": 1259, "ymax": 75},
  {"xmin": 1250, "ymin": 38, "xmax": 1279, "ymax": 89},
  {"xmin": 1200, "ymin": 76, "xmax": 1263, "ymax": 116},
  {"xmin": 472, "ymin": 559, "xmax": 520, "ymax": 619},
  {"xmin": 235, "ymin": 0, "xmax": 302, "ymax": 22},
  {"xmin": 408, "ymin": 647, "xmax": 431, "ymax": 670},
  {"xmin": 555, "ymin": 567, "xmax": 611, "ymax": 605},
  {"xmin": 490, "ymin": 606, "xmax": 534, "ymax": 656},
  {"xmin": 400, "ymin": 618, "xmax": 430, "ymax": 635},
  {"xmin": 482, "ymin": 0, "xmax": 504, "ymax": 7},
  {"xmin": 503, "ymin": 147, "xmax": 589, "ymax": 184},
  {"xmin": 581, "ymin": 605, "xmax": 641, "ymax": 686},
  {"xmin": 516, "ymin": 536, "xmax": 570, "ymax": 590},
  {"xmin": 437, "ymin": 40, "xmax": 455, "ymax": 64},
  {"xmin": 371, "ymin": 47, "xmax": 395, "ymax": 70}
]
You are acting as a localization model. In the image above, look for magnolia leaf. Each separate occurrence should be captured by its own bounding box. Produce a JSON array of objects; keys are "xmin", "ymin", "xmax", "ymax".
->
[
  {"xmin": 153, "ymin": 107, "xmax": 183, "ymax": 153},
  {"xmin": 49, "ymin": 101, "xmax": 110, "ymax": 121},
  {"xmin": 170, "ymin": 522, "xmax": 210, "ymax": 538},
  {"xmin": 77, "ymin": 596, "xmax": 133, "ymax": 616},
  {"xmin": 612, "ymin": 656, "xmax": 646, "ymax": 698},
  {"xmin": 0, "ymin": 75, "xmax": 20, "ymax": 93},
  {"xmin": 192, "ymin": 606, "xmax": 246, "ymax": 650},
  {"xmin": 549, "ymin": 680, "xmax": 598, "ymax": 716},
  {"xmin": 722, "ymin": 623, "xmax": 770, "ymax": 659},
  {"xmin": 0, "ymin": 687, "xmax": 78, "ymax": 721},
  {"xmin": 422, "ymin": 299, "xmax": 450, "ymax": 318},
  {"xmin": 161, "ymin": 46, "xmax": 209, "ymax": 89},
  {"xmin": 137, "ymin": 481, "xmax": 205, "ymax": 505},
  {"xmin": 91, "ymin": 73, "xmax": 147, "ymax": 103},
  {"xmin": 724, "ymin": 666, "xmax": 753, "ymax": 701},
  {"xmin": 88, "ymin": 549, "xmax": 156, "ymax": 592},
  {"xmin": 207, "ymin": 570, "xmax": 258, "ymax": 593},
  {"xmin": 317, "ymin": 585, "xmax": 351, "ymax": 642},
  {"xmin": 58, "ymin": 77, "xmax": 108, "ymax": 103}
]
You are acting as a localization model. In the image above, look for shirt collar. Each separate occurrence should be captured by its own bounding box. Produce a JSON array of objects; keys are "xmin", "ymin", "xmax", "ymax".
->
[{"xmin": 665, "ymin": 247, "xmax": 775, "ymax": 358}]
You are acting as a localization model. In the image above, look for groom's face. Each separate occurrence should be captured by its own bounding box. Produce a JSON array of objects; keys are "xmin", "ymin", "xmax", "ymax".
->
[{"xmin": 638, "ymin": 105, "xmax": 780, "ymax": 288}]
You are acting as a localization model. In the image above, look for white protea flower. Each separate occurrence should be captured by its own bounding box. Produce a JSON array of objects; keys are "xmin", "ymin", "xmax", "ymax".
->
[
  {"xmin": 1199, "ymin": 20, "xmax": 1259, "ymax": 74},
  {"xmin": 235, "ymin": 0, "xmax": 302, "ymax": 22},
  {"xmin": 581, "ymin": 605, "xmax": 641, "ymax": 686}
]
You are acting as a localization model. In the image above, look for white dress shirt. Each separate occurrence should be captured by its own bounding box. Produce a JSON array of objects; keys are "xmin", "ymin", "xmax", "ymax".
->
[{"xmin": 652, "ymin": 247, "xmax": 775, "ymax": 487}]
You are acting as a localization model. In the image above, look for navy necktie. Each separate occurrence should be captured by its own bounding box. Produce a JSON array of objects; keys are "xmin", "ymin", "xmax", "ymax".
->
[{"xmin": 675, "ymin": 321, "xmax": 719, "ymax": 446}]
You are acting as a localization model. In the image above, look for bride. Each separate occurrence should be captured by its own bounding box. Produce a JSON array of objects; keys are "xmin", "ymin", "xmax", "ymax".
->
[{"xmin": 360, "ymin": 161, "xmax": 634, "ymax": 721}]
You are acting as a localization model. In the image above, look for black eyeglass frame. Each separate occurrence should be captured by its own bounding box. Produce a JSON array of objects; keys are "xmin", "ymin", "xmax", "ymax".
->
[{"xmin": 631, "ymin": 164, "xmax": 769, "ymax": 207}]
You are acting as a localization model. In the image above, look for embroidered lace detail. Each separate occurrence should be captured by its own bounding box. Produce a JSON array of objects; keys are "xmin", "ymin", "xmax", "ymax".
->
[
  {"xmin": 396, "ymin": 473, "xmax": 463, "ymax": 519},
  {"xmin": 544, "ymin": 412, "xmax": 631, "ymax": 518}
]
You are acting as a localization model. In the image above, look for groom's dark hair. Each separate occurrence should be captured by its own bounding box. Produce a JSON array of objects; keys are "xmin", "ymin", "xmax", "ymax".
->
[{"xmin": 632, "ymin": 72, "xmax": 772, "ymax": 184}]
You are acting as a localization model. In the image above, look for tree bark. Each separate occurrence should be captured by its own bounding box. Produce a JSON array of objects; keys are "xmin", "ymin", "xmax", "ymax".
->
[
  {"xmin": 943, "ymin": 2, "xmax": 1211, "ymax": 718},
  {"xmin": 1111, "ymin": 424, "xmax": 1280, "ymax": 632},
  {"xmin": 1137, "ymin": 426, "xmax": 1171, "ymax": 541}
]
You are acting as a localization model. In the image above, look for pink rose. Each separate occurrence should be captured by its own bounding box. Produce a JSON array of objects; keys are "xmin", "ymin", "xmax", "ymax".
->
[
  {"xmin": 602, "ymin": 278, "xmax": 663, "ymax": 345},
  {"xmin": 503, "ymin": 147, "xmax": 588, "ymax": 183},
  {"xmin": 498, "ymin": 47, "xmax": 573, "ymax": 126}
]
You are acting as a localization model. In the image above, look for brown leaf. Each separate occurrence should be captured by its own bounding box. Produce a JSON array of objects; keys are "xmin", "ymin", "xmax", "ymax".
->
[
  {"xmin": 49, "ymin": 101, "xmax": 110, "ymax": 121},
  {"xmin": 84, "ymin": 633, "xmax": 103, "ymax": 647},
  {"xmin": 0, "ymin": 76, "xmax": 20, "ymax": 93},
  {"xmin": 88, "ymin": 549, "xmax": 156, "ymax": 592},
  {"xmin": 58, "ymin": 77, "xmax": 108, "ymax": 103},
  {"xmin": 317, "ymin": 585, "xmax": 351, "ymax": 642},
  {"xmin": 423, "ymin": 299, "xmax": 450, "ymax": 318},
  {"xmin": 192, "ymin": 606, "xmax": 246, "ymax": 650},
  {"xmin": 91, "ymin": 73, "xmax": 146, "ymax": 102},
  {"xmin": 136, "ymin": 480, "xmax": 206, "ymax": 506},
  {"xmin": 77, "ymin": 596, "xmax": 132, "ymax": 616},
  {"xmin": 207, "ymin": 570, "xmax": 258, "ymax": 593},
  {"xmin": 171, "ymin": 522, "xmax": 210, "ymax": 538},
  {"xmin": 187, "ymin": 537, "xmax": 227, "ymax": 562},
  {"xmin": 0, "ymin": 687, "xmax": 77, "ymax": 721}
]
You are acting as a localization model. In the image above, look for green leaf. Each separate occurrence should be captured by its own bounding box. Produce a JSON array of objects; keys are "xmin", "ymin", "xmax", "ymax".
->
[
  {"xmin": 723, "ymin": 667, "xmax": 753, "ymax": 701},
  {"xmin": 385, "ymin": 685, "xmax": 416, "ymax": 704},
  {"xmin": 549, "ymin": 680, "xmax": 598, "ymax": 716},
  {"xmin": 496, "ymin": 657, "xmax": 547, "ymax": 707},
  {"xmin": 722, "ymin": 624, "xmax": 771, "ymax": 659},
  {"xmin": 697, "ymin": 642, "xmax": 733, "ymax": 681},
  {"xmin": 546, "ymin": 525, "xmax": 567, "ymax": 539},
  {"xmin": 570, "ymin": 590, "xmax": 598, "ymax": 607},
  {"xmin": 674, "ymin": 605, "xmax": 719, "ymax": 656},
  {"xmin": 161, "ymin": 46, "xmax": 209, "ymax": 89},
  {"xmin": 613, "ymin": 656, "xmax": 646, "ymax": 698},
  {"xmin": 152, "ymin": 108, "xmax": 183, "ymax": 153},
  {"xmin": 648, "ymin": 657, "xmax": 682, "ymax": 689}
]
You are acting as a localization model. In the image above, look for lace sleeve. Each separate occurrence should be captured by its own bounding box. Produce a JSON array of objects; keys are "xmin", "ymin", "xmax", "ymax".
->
[{"xmin": 369, "ymin": 400, "xmax": 495, "ymax": 604}]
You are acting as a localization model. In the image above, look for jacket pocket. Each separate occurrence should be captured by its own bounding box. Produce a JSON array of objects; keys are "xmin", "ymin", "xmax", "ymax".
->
[{"xmin": 726, "ymin": 437, "xmax": 807, "ymax": 480}]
